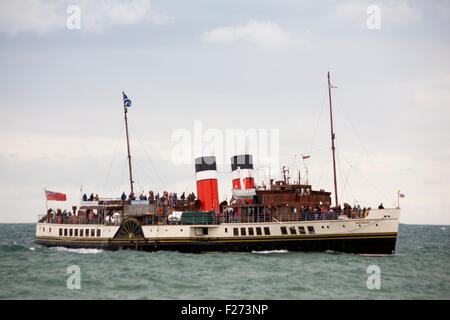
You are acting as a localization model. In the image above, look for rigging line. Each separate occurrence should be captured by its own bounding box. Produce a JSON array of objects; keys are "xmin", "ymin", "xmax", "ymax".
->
[
  {"xmin": 308, "ymin": 85, "xmax": 328, "ymax": 156},
  {"xmin": 127, "ymin": 119, "xmax": 167, "ymax": 190},
  {"xmin": 333, "ymin": 92, "xmax": 394, "ymax": 201},
  {"xmin": 131, "ymin": 157, "xmax": 151, "ymax": 188},
  {"xmin": 309, "ymin": 147, "xmax": 329, "ymax": 154},
  {"xmin": 336, "ymin": 150, "xmax": 348, "ymax": 204},
  {"xmin": 132, "ymin": 157, "xmax": 164, "ymax": 192},
  {"xmin": 316, "ymin": 150, "xmax": 331, "ymax": 187},
  {"xmin": 111, "ymin": 157, "xmax": 128, "ymax": 198},
  {"xmin": 101, "ymin": 125, "xmax": 125, "ymax": 196},
  {"xmin": 342, "ymin": 165, "xmax": 352, "ymax": 199},
  {"xmin": 338, "ymin": 151, "xmax": 355, "ymax": 203},
  {"xmin": 338, "ymin": 150, "xmax": 396, "ymax": 207}
]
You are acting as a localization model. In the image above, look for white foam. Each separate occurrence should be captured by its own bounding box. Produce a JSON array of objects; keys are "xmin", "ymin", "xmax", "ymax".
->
[
  {"xmin": 251, "ymin": 249, "xmax": 289, "ymax": 254},
  {"xmin": 29, "ymin": 247, "xmax": 35, "ymax": 251},
  {"xmin": 54, "ymin": 247, "xmax": 104, "ymax": 254},
  {"xmin": 441, "ymin": 227, "xmax": 446, "ymax": 231}
]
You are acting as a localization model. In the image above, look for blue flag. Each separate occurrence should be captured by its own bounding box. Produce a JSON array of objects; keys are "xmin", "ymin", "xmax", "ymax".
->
[{"xmin": 123, "ymin": 92, "xmax": 132, "ymax": 108}]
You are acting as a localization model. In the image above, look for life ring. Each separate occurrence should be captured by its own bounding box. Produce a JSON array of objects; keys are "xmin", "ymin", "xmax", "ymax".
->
[{"xmin": 157, "ymin": 207, "xmax": 163, "ymax": 215}]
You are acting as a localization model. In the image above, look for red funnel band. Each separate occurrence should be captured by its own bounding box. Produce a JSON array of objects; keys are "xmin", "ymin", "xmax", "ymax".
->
[
  {"xmin": 196, "ymin": 179, "xmax": 219, "ymax": 212},
  {"xmin": 231, "ymin": 168, "xmax": 254, "ymax": 189},
  {"xmin": 194, "ymin": 156, "xmax": 219, "ymax": 212},
  {"xmin": 232, "ymin": 177, "xmax": 254, "ymax": 190}
]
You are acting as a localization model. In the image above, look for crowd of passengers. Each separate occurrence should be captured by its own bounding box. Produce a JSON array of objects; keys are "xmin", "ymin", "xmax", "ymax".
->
[
  {"xmin": 298, "ymin": 203, "xmax": 370, "ymax": 220},
  {"xmin": 44, "ymin": 189, "xmax": 386, "ymax": 224},
  {"xmin": 220, "ymin": 202, "xmax": 386, "ymax": 223},
  {"xmin": 82, "ymin": 191, "xmax": 197, "ymax": 207},
  {"xmin": 40, "ymin": 208, "xmax": 111, "ymax": 225}
]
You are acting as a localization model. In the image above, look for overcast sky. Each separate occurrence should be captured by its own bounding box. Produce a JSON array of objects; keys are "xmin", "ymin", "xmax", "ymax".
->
[{"xmin": 0, "ymin": 0, "xmax": 449, "ymax": 224}]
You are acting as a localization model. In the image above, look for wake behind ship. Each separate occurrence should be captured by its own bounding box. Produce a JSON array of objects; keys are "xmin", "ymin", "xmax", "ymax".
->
[{"xmin": 35, "ymin": 74, "xmax": 401, "ymax": 254}]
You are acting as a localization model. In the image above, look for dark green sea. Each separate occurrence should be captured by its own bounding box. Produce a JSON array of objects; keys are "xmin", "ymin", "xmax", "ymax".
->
[{"xmin": 0, "ymin": 224, "xmax": 448, "ymax": 300}]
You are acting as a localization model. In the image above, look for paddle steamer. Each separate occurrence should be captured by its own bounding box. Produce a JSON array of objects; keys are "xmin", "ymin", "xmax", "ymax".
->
[{"xmin": 35, "ymin": 73, "xmax": 400, "ymax": 254}]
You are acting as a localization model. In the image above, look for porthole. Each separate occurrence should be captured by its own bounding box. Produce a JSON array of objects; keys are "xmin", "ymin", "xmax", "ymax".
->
[
  {"xmin": 321, "ymin": 226, "xmax": 324, "ymax": 229},
  {"xmin": 327, "ymin": 226, "xmax": 330, "ymax": 229},
  {"xmin": 342, "ymin": 225, "xmax": 345, "ymax": 228}
]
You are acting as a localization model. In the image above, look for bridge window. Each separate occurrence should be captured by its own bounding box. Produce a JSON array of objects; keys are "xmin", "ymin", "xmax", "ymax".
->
[
  {"xmin": 280, "ymin": 227, "xmax": 287, "ymax": 235},
  {"xmin": 91, "ymin": 229, "xmax": 95, "ymax": 237},
  {"xmin": 69, "ymin": 229, "xmax": 73, "ymax": 237},
  {"xmin": 307, "ymin": 226, "xmax": 315, "ymax": 234},
  {"xmin": 289, "ymin": 227, "xmax": 297, "ymax": 235},
  {"xmin": 75, "ymin": 229, "xmax": 78, "ymax": 237},
  {"xmin": 97, "ymin": 229, "xmax": 101, "ymax": 237},
  {"xmin": 59, "ymin": 228, "xmax": 62, "ymax": 236},
  {"xmin": 256, "ymin": 227, "xmax": 262, "ymax": 235},
  {"xmin": 299, "ymin": 226, "xmax": 306, "ymax": 234},
  {"xmin": 240, "ymin": 228, "xmax": 246, "ymax": 236},
  {"xmin": 64, "ymin": 229, "xmax": 67, "ymax": 236},
  {"xmin": 248, "ymin": 228, "xmax": 254, "ymax": 236},
  {"xmin": 264, "ymin": 227, "xmax": 271, "ymax": 235},
  {"xmin": 233, "ymin": 228, "xmax": 239, "ymax": 236},
  {"xmin": 85, "ymin": 229, "xmax": 89, "ymax": 237},
  {"xmin": 80, "ymin": 229, "xmax": 83, "ymax": 237}
]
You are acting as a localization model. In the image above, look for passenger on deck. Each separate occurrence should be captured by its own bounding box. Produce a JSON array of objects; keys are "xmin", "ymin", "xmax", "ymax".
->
[
  {"xmin": 95, "ymin": 194, "xmax": 99, "ymax": 201},
  {"xmin": 89, "ymin": 193, "xmax": 94, "ymax": 201},
  {"xmin": 187, "ymin": 192, "xmax": 196, "ymax": 202},
  {"xmin": 181, "ymin": 192, "xmax": 186, "ymax": 200},
  {"xmin": 378, "ymin": 203, "xmax": 384, "ymax": 209},
  {"xmin": 357, "ymin": 205, "xmax": 362, "ymax": 217},
  {"xmin": 121, "ymin": 192, "xmax": 126, "ymax": 201},
  {"xmin": 82, "ymin": 193, "xmax": 88, "ymax": 201},
  {"xmin": 328, "ymin": 208, "xmax": 334, "ymax": 220}
]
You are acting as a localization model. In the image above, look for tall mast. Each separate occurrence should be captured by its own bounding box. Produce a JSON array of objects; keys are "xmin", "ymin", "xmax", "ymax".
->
[
  {"xmin": 122, "ymin": 91, "xmax": 134, "ymax": 196},
  {"xmin": 328, "ymin": 72, "xmax": 339, "ymax": 207}
]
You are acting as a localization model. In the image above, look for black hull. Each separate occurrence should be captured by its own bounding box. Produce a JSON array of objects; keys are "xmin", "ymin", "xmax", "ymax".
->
[{"xmin": 35, "ymin": 234, "xmax": 397, "ymax": 255}]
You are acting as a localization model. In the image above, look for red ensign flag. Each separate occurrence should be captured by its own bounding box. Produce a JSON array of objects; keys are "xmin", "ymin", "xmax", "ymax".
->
[{"xmin": 45, "ymin": 190, "xmax": 67, "ymax": 201}]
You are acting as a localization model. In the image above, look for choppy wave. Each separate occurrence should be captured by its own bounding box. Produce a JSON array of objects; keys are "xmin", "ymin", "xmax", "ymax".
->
[{"xmin": 53, "ymin": 247, "xmax": 104, "ymax": 254}]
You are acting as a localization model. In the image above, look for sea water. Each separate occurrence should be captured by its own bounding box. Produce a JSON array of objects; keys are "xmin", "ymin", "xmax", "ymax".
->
[{"xmin": 0, "ymin": 224, "xmax": 448, "ymax": 300}]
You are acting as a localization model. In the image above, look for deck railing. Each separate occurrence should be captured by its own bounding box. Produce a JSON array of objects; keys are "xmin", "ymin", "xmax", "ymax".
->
[{"xmin": 38, "ymin": 210, "xmax": 366, "ymax": 226}]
